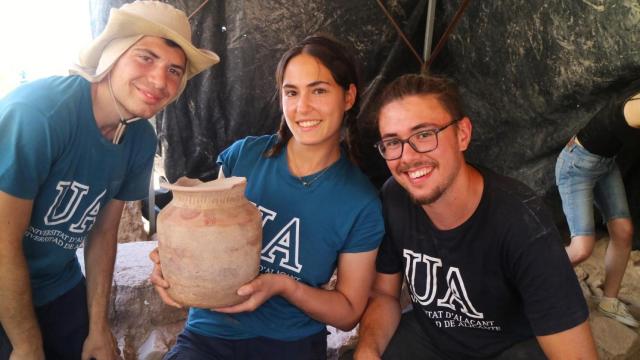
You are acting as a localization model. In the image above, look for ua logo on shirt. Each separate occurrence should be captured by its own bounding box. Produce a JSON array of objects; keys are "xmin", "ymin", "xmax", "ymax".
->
[
  {"xmin": 44, "ymin": 180, "xmax": 105, "ymax": 233},
  {"xmin": 404, "ymin": 249, "xmax": 483, "ymax": 319},
  {"xmin": 258, "ymin": 205, "xmax": 303, "ymax": 273}
]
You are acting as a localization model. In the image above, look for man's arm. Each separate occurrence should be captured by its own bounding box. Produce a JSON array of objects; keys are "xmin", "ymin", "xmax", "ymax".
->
[
  {"xmin": 0, "ymin": 191, "xmax": 44, "ymax": 359},
  {"xmin": 81, "ymin": 200, "xmax": 123, "ymax": 360},
  {"xmin": 353, "ymin": 272, "xmax": 403, "ymax": 359},
  {"xmin": 623, "ymin": 92, "xmax": 640, "ymax": 128},
  {"xmin": 536, "ymin": 320, "xmax": 598, "ymax": 360}
]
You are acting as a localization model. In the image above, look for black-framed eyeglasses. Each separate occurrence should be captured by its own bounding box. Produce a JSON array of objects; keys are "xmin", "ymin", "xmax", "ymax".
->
[{"xmin": 374, "ymin": 118, "xmax": 461, "ymax": 160}]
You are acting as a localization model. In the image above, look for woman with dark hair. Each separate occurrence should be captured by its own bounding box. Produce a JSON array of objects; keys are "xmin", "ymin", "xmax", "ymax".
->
[{"xmin": 151, "ymin": 34, "xmax": 384, "ymax": 359}]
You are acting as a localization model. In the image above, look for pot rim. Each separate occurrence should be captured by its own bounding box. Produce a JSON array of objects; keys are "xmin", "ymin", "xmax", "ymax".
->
[{"xmin": 160, "ymin": 176, "xmax": 247, "ymax": 192}]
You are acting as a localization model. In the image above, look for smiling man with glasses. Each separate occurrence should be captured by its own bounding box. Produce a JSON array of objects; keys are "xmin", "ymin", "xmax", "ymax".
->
[{"xmin": 350, "ymin": 74, "xmax": 597, "ymax": 360}]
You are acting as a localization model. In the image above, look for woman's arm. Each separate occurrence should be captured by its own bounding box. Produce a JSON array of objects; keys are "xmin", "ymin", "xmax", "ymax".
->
[{"xmin": 215, "ymin": 249, "xmax": 378, "ymax": 331}]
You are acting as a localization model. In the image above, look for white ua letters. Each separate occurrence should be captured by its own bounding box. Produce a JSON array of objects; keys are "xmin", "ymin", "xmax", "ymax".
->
[
  {"xmin": 258, "ymin": 206, "xmax": 303, "ymax": 273},
  {"xmin": 44, "ymin": 181, "xmax": 90, "ymax": 225},
  {"xmin": 404, "ymin": 249, "xmax": 441, "ymax": 305},
  {"xmin": 27, "ymin": 181, "xmax": 106, "ymax": 250},
  {"xmin": 44, "ymin": 181, "xmax": 105, "ymax": 234},
  {"xmin": 437, "ymin": 267, "xmax": 484, "ymax": 318},
  {"xmin": 69, "ymin": 189, "xmax": 106, "ymax": 233},
  {"xmin": 403, "ymin": 249, "xmax": 484, "ymax": 319}
]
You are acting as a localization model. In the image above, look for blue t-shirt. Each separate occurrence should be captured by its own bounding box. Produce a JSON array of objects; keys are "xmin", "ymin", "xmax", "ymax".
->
[
  {"xmin": 187, "ymin": 135, "xmax": 384, "ymax": 341},
  {"xmin": 0, "ymin": 76, "xmax": 157, "ymax": 306}
]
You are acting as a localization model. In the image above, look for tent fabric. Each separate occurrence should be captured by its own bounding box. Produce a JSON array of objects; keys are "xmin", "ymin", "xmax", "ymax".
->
[{"xmin": 90, "ymin": 0, "xmax": 640, "ymax": 247}]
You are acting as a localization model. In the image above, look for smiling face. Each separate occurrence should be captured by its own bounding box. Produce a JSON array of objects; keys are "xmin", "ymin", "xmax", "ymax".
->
[
  {"xmin": 281, "ymin": 53, "xmax": 356, "ymax": 149},
  {"xmin": 109, "ymin": 36, "xmax": 186, "ymax": 119},
  {"xmin": 379, "ymin": 94, "xmax": 471, "ymax": 205}
]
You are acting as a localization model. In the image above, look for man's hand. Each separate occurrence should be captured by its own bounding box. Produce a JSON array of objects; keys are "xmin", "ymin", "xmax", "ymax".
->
[
  {"xmin": 213, "ymin": 274, "xmax": 287, "ymax": 313},
  {"xmin": 148, "ymin": 247, "xmax": 182, "ymax": 308},
  {"xmin": 81, "ymin": 327, "xmax": 120, "ymax": 360},
  {"xmin": 353, "ymin": 347, "xmax": 382, "ymax": 360}
]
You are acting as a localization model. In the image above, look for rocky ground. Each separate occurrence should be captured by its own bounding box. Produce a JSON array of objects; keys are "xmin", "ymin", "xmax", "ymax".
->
[
  {"xmin": 575, "ymin": 239, "xmax": 640, "ymax": 359},
  {"xmin": 103, "ymin": 204, "xmax": 640, "ymax": 359}
]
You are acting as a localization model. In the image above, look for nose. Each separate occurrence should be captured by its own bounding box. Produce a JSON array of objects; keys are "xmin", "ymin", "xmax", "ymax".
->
[
  {"xmin": 148, "ymin": 65, "xmax": 167, "ymax": 89},
  {"xmin": 296, "ymin": 92, "xmax": 312, "ymax": 113}
]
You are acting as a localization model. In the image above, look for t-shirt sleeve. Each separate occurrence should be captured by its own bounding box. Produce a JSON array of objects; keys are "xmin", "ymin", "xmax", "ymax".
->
[
  {"xmin": 375, "ymin": 224, "xmax": 402, "ymax": 274},
  {"xmin": 506, "ymin": 203, "xmax": 589, "ymax": 336},
  {"xmin": 375, "ymin": 180, "xmax": 403, "ymax": 274},
  {"xmin": 114, "ymin": 124, "xmax": 157, "ymax": 201},
  {"xmin": 216, "ymin": 139, "xmax": 245, "ymax": 177},
  {"xmin": 0, "ymin": 103, "xmax": 55, "ymax": 199},
  {"xmin": 340, "ymin": 197, "xmax": 384, "ymax": 253}
]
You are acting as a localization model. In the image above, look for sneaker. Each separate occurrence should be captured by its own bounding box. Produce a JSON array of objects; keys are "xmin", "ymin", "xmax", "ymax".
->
[{"xmin": 598, "ymin": 298, "xmax": 640, "ymax": 328}]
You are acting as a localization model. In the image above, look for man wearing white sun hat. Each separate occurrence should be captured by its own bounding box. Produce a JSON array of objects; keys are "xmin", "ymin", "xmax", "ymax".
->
[{"xmin": 0, "ymin": 1, "xmax": 218, "ymax": 359}]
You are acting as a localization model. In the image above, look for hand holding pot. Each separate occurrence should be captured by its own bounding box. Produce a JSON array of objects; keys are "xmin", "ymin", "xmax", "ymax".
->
[
  {"xmin": 212, "ymin": 274, "xmax": 293, "ymax": 313},
  {"xmin": 149, "ymin": 247, "xmax": 182, "ymax": 308}
]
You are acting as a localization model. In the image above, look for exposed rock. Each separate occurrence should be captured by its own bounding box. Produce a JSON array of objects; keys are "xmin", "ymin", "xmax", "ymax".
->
[
  {"xmin": 117, "ymin": 201, "xmax": 148, "ymax": 243},
  {"xmin": 591, "ymin": 316, "xmax": 639, "ymax": 360},
  {"xmin": 328, "ymin": 326, "xmax": 358, "ymax": 360},
  {"xmin": 137, "ymin": 321, "xmax": 185, "ymax": 360},
  {"xmin": 77, "ymin": 241, "xmax": 187, "ymax": 359}
]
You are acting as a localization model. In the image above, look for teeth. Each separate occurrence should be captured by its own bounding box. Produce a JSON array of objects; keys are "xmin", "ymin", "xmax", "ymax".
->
[
  {"xmin": 298, "ymin": 120, "xmax": 321, "ymax": 128},
  {"xmin": 408, "ymin": 168, "xmax": 431, "ymax": 179}
]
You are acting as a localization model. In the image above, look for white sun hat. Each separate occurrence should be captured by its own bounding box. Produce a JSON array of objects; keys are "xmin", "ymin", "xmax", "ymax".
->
[{"xmin": 70, "ymin": 0, "xmax": 220, "ymax": 83}]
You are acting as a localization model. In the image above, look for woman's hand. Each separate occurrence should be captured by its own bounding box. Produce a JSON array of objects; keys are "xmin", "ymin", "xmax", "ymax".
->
[
  {"xmin": 148, "ymin": 247, "xmax": 182, "ymax": 308},
  {"xmin": 213, "ymin": 274, "xmax": 293, "ymax": 313}
]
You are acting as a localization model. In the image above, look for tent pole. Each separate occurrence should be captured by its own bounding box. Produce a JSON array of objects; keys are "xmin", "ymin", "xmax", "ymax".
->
[{"xmin": 423, "ymin": 0, "xmax": 437, "ymax": 70}]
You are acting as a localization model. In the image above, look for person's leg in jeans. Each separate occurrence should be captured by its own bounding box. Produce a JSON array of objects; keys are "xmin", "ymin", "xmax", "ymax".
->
[
  {"xmin": 557, "ymin": 144, "xmax": 637, "ymax": 326},
  {"xmin": 37, "ymin": 280, "xmax": 89, "ymax": 360},
  {"xmin": 555, "ymin": 144, "xmax": 603, "ymax": 266}
]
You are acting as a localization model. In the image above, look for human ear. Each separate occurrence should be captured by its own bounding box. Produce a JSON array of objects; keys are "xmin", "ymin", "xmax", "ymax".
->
[
  {"xmin": 457, "ymin": 116, "xmax": 472, "ymax": 151},
  {"xmin": 344, "ymin": 84, "xmax": 357, "ymax": 112}
]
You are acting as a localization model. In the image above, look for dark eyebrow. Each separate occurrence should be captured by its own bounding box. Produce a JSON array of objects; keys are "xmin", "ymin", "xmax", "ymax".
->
[
  {"xmin": 307, "ymin": 80, "xmax": 331, "ymax": 87},
  {"xmin": 380, "ymin": 122, "xmax": 436, "ymax": 139},
  {"xmin": 282, "ymin": 80, "xmax": 331, "ymax": 90},
  {"xmin": 132, "ymin": 48, "xmax": 186, "ymax": 73}
]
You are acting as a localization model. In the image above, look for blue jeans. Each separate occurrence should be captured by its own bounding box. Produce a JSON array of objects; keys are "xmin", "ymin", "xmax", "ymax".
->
[
  {"xmin": 164, "ymin": 328, "xmax": 328, "ymax": 360},
  {"xmin": 0, "ymin": 279, "xmax": 88, "ymax": 360},
  {"xmin": 555, "ymin": 142, "xmax": 630, "ymax": 237}
]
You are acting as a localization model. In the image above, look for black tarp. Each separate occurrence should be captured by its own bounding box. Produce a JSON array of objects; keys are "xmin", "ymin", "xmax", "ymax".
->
[{"xmin": 90, "ymin": 0, "xmax": 640, "ymax": 247}]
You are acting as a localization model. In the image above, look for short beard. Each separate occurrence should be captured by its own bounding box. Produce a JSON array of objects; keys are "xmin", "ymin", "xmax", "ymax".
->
[
  {"xmin": 410, "ymin": 185, "xmax": 446, "ymax": 205},
  {"xmin": 408, "ymin": 160, "xmax": 460, "ymax": 206}
]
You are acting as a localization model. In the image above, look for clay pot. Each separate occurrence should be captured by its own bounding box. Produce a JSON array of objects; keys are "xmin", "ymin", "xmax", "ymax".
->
[{"xmin": 157, "ymin": 176, "xmax": 262, "ymax": 308}]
